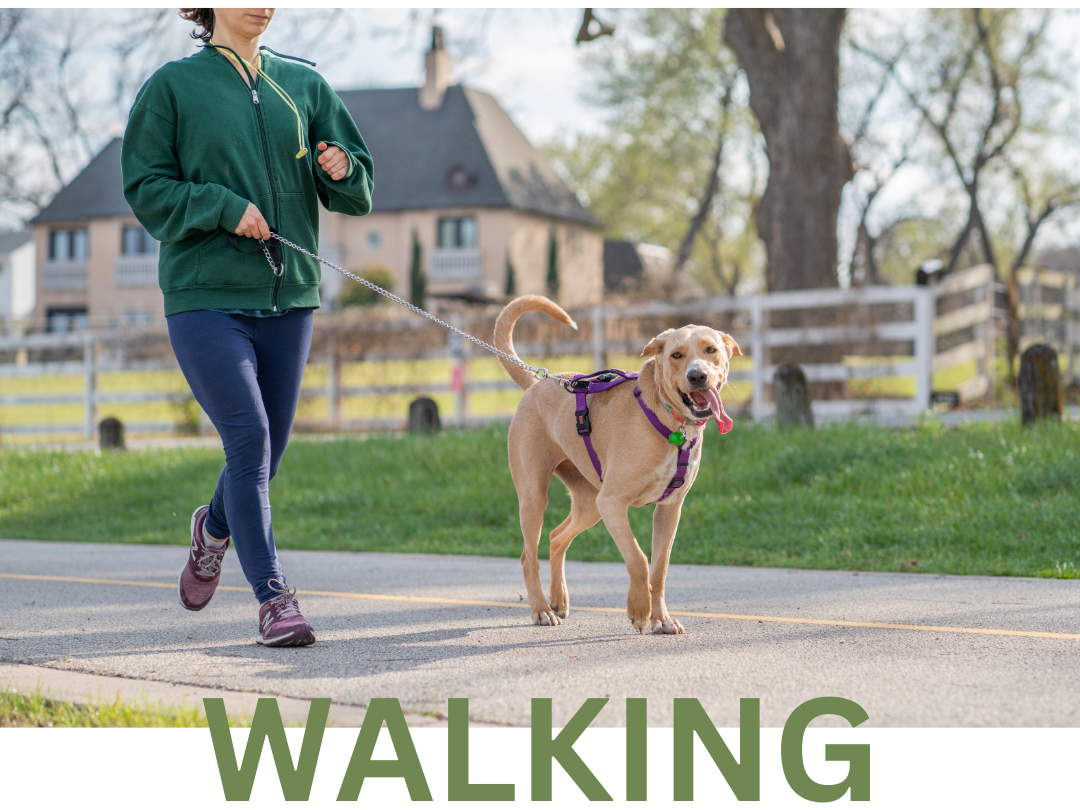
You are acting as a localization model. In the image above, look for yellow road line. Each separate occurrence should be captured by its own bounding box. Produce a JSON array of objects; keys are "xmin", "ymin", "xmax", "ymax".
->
[{"xmin": 3, "ymin": 572, "xmax": 1078, "ymax": 641}]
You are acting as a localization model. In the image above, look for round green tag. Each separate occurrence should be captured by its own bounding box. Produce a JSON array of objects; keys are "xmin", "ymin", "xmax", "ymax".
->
[{"xmin": 669, "ymin": 432, "xmax": 685, "ymax": 445}]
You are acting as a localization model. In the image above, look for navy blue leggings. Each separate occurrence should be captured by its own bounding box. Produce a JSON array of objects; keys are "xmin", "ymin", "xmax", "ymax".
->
[{"xmin": 167, "ymin": 308, "xmax": 313, "ymax": 604}]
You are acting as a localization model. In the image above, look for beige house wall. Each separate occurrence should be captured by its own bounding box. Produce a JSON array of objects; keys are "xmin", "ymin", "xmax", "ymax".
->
[
  {"xmin": 31, "ymin": 207, "xmax": 601, "ymax": 327},
  {"xmin": 34, "ymin": 217, "xmax": 166, "ymax": 327},
  {"xmin": 323, "ymin": 207, "xmax": 602, "ymax": 308}
]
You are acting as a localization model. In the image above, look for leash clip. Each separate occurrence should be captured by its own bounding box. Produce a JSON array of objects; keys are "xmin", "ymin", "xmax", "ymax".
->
[
  {"xmin": 534, "ymin": 367, "xmax": 549, "ymax": 380},
  {"xmin": 260, "ymin": 238, "xmax": 285, "ymax": 277}
]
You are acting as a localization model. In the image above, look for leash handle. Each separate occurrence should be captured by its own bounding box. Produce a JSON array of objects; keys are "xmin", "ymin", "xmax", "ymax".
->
[
  {"xmin": 230, "ymin": 232, "xmax": 284, "ymax": 277},
  {"xmin": 264, "ymin": 232, "xmax": 571, "ymax": 383}
]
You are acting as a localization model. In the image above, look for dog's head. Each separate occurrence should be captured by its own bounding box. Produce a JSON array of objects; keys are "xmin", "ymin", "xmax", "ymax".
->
[{"xmin": 642, "ymin": 325, "xmax": 741, "ymax": 432}]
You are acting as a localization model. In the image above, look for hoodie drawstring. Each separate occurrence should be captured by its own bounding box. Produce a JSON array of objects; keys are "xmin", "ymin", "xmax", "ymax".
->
[{"xmin": 207, "ymin": 41, "xmax": 309, "ymax": 159}]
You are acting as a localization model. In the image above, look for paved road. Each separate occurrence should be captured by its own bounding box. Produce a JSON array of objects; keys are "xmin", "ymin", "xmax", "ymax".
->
[{"xmin": 1, "ymin": 538, "xmax": 1079, "ymax": 727}]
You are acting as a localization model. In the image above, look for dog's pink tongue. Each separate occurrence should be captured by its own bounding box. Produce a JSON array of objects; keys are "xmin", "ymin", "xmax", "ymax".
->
[{"xmin": 703, "ymin": 388, "xmax": 733, "ymax": 434}]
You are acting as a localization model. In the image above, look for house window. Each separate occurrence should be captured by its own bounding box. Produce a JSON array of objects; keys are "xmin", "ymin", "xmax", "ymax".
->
[
  {"xmin": 437, "ymin": 216, "xmax": 477, "ymax": 249},
  {"xmin": 122, "ymin": 225, "xmax": 157, "ymax": 255},
  {"xmin": 47, "ymin": 306, "xmax": 89, "ymax": 333},
  {"xmin": 49, "ymin": 229, "xmax": 88, "ymax": 261},
  {"xmin": 366, "ymin": 230, "xmax": 383, "ymax": 250}
]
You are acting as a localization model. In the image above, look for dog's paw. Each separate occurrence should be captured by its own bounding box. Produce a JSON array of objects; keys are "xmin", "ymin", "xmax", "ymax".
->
[
  {"xmin": 532, "ymin": 609, "xmax": 563, "ymax": 626},
  {"xmin": 650, "ymin": 618, "xmax": 685, "ymax": 635},
  {"xmin": 550, "ymin": 602, "xmax": 569, "ymax": 620}
]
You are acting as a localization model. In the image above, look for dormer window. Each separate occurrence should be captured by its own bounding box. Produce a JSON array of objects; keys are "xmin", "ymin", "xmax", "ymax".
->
[
  {"xmin": 446, "ymin": 164, "xmax": 473, "ymax": 192},
  {"xmin": 438, "ymin": 216, "xmax": 477, "ymax": 249}
]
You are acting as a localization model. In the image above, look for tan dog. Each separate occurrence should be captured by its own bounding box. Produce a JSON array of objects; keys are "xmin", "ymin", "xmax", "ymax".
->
[{"xmin": 494, "ymin": 295, "xmax": 741, "ymax": 634}]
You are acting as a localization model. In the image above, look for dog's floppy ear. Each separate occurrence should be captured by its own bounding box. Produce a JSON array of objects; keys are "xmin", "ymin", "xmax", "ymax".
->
[
  {"xmin": 642, "ymin": 328, "xmax": 675, "ymax": 356},
  {"xmin": 720, "ymin": 332, "xmax": 742, "ymax": 357}
]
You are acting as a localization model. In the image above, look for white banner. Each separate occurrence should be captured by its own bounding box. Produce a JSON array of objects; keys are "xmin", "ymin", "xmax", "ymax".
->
[{"xmin": 0, "ymin": 725, "xmax": 1075, "ymax": 807}]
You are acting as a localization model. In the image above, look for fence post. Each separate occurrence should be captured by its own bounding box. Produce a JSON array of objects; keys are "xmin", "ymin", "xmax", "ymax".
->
[
  {"xmin": 750, "ymin": 295, "xmax": 765, "ymax": 423},
  {"xmin": 914, "ymin": 286, "xmax": 933, "ymax": 413},
  {"xmin": 326, "ymin": 319, "xmax": 340, "ymax": 430},
  {"xmin": 982, "ymin": 269, "xmax": 996, "ymax": 397},
  {"xmin": 83, "ymin": 331, "xmax": 96, "ymax": 442},
  {"xmin": 591, "ymin": 303, "xmax": 607, "ymax": 371},
  {"xmin": 449, "ymin": 314, "xmax": 466, "ymax": 426}
]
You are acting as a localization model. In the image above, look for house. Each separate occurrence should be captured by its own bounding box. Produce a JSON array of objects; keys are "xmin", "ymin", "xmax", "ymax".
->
[
  {"xmin": 28, "ymin": 27, "xmax": 602, "ymax": 332},
  {"xmin": 0, "ymin": 230, "xmax": 36, "ymax": 331},
  {"xmin": 320, "ymin": 27, "xmax": 602, "ymax": 308},
  {"xmin": 29, "ymin": 138, "xmax": 160, "ymax": 331}
]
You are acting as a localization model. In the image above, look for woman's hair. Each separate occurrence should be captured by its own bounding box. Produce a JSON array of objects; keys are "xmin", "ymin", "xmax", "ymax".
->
[{"xmin": 178, "ymin": 9, "xmax": 214, "ymax": 43}]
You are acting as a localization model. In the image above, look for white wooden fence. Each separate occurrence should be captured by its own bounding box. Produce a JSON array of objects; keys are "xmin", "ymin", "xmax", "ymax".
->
[
  {"xmin": 0, "ymin": 273, "xmax": 1008, "ymax": 440},
  {"xmin": 1015, "ymin": 266, "xmax": 1080, "ymax": 381}
]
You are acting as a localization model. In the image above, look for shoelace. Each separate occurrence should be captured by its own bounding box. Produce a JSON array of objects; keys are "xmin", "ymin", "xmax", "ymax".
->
[
  {"xmin": 194, "ymin": 545, "xmax": 225, "ymax": 578},
  {"xmin": 266, "ymin": 578, "xmax": 302, "ymax": 620}
]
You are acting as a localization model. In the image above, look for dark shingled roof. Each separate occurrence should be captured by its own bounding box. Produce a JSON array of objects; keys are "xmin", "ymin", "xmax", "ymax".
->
[
  {"xmin": 32, "ymin": 86, "xmax": 599, "ymax": 229},
  {"xmin": 336, "ymin": 85, "xmax": 598, "ymax": 227},
  {"xmin": 0, "ymin": 229, "xmax": 33, "ymax": 256},
  {"xmin": 31, "ymin": 138, "xmax": 128, "ymax": 224}
]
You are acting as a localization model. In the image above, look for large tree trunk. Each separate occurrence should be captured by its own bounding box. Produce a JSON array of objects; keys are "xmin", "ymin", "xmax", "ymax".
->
[{"xmin": 724, "ymin": 9, "xmax": 853, "ymax": 291}]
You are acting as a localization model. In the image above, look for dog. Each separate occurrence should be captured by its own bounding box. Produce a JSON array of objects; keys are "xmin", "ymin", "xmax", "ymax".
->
[{"xmin": 494, "ymin": 295, "xmax": 741, "ymax": 634}]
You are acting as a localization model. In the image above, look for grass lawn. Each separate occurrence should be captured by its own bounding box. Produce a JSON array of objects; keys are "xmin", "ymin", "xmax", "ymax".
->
[
  {"xmin": 1, "ymin": 420, "xmax": 1078, "ymax": 578},
  {"xmin": 0, "ymin": 689, "xmax": 210, "ymax": 728}
]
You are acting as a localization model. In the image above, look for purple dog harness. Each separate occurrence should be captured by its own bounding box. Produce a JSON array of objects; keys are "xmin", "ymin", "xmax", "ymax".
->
[{"xmin": 569, "ymin": 369, "xmax": 703, "ymax": 503}]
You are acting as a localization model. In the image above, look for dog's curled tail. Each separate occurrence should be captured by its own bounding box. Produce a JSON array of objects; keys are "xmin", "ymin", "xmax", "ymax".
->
[{"xmin": 493, "ymin": 295, "xmax": 577, "ymax": 391}]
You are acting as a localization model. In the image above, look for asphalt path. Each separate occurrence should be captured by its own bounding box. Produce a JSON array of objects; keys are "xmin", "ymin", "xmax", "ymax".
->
[{"xmin": 2, "ymin": 538, "xmax": 1079, "ymax": 727}]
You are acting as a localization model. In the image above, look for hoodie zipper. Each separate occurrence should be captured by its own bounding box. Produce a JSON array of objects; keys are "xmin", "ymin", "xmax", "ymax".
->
[{"xmin": 218, "ymin": 48, "xmax": 283, "ymax": 311}]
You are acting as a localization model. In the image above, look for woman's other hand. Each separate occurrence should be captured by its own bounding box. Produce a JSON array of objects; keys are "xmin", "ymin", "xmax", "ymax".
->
[
  {"xmin": 317, "ymin": 142, "xmax": 350, "ymax": 181},
  {"xmin": 235, "ymin": 202, "xmax": 271, "ymax": 240}
]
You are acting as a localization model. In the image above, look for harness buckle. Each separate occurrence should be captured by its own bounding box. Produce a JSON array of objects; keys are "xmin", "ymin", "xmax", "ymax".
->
[
  {"xmin": 575, "ymin": 409, "xmax": 592, "ymax": 435},
  {"xmin": 572, "ymin": 379, "xmax": 591, "ymax": 390}
]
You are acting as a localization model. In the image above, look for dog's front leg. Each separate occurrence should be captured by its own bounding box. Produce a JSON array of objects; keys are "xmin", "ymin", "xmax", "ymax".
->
[
  {"xmin": 596, "ymin": 493, "xmax": 652, "ymax": 633},
  {"xmin": 649, "ymin": 500, "xmax": 686, "ymax": 634}
]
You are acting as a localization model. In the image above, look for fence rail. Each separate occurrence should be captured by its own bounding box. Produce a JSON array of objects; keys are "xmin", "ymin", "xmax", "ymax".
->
[{"xmin": 0, "ymin": 272, "xmax": 1016, "ymax": 441}]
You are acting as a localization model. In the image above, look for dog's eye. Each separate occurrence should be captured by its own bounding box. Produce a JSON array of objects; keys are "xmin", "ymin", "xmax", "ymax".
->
[
  {"xmin": 670, "ymin": 352, "xmax": 683, "ymax": 359},
  {"xmin": 706, "ymin": 346, "xmax": 717, "ymax": 354}
]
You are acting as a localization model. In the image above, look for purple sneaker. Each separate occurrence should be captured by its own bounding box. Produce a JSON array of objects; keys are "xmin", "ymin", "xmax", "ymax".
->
[
  {"xmin": 178, "ymin": 505, "xmax": 230, "ymax": 611},
  {"xmin": 257, "ymin": 579, "xmax": 316, "ymax": 647}
]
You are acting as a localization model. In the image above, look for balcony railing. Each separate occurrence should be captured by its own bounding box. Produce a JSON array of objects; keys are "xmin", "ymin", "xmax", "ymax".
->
[
  {"xmin": 115, "ymin": 255, "xmax": 159, "ymax": 288},
  {"xmin": 429, "ymin": 248, "xmax": 483, "ymax": 282},
  {"xmin": 41, "ymin": 261, "xmax": 88, "ymax": 291}
]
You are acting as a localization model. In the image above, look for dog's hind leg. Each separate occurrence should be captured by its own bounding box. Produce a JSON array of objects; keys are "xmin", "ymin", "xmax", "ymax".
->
[{"xmin": 548, "ymin": 460, "xmax": 601, "ymax": 619}]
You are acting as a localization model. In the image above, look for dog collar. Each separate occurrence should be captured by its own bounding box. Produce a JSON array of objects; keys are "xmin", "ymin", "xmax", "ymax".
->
[{"xmin": 656, "ymin": 385, "xmax": 710, "ymax": 429}]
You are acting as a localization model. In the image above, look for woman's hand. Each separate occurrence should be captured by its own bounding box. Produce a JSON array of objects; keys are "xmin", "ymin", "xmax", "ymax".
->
[
  {"xmin": 234, "ymin": 202, "xmax": 271, "ymax": 241},
  {"xmin": 317, "ymin": 142, "xmax": 350, "ymax": 181}
]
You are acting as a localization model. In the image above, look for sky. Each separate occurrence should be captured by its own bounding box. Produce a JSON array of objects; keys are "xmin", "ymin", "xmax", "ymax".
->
[{"xmin": 8, "ymin": 8, "xmax": 1080, "ymax": 256}]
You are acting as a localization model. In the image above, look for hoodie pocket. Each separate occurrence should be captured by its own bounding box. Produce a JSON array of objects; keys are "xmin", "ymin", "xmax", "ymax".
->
[
  {"xmin": 195, "ymin": 195, "xmax": 277, "ymax": 287},
  {"xmin": 277, "ymin": 192, "xmax": 321, "ymax": 285}
]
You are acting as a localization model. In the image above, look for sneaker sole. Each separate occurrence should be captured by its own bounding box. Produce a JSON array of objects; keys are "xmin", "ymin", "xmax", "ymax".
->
[{"xmin": 257, "ymin": 627, "xmax": 316, "ymax": 647}]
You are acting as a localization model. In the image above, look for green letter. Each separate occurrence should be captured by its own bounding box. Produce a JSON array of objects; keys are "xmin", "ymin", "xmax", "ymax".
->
[
  {"xmin": 781, "ymin": 697, "xmax": 870, "ymax": 802},
  {"xmin": 531, "ymin": 697, "xmax": 612, "ymax": 801},
  {"xmin": 205, "ymin": 697, "xmax": 329, "ymax": 801},
  {"xmin": 673, "ymin": 698, "xmax": 760, "ymax": 801},
  {"xmin": 337, "ymin": 698, "xmax": 432, "ymax": 801},
  {"xmin": 626, "ymin": 698, "xmax": 647, "ymax": 801},
  {"xmin": 447, "ymin": 698, "xmax": 514, "ymax": 801}
]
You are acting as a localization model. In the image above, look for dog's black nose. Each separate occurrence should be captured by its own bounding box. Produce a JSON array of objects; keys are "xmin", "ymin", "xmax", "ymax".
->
[{"xmin": 686, "ymin": 368, "xmax": 708, "ymax": 387}]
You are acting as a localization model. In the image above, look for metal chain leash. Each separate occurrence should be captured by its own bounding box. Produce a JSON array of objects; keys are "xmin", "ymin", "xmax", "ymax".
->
[{"xmin": 261, "ymin": 233, "xmax": 571, "ymax": 383}]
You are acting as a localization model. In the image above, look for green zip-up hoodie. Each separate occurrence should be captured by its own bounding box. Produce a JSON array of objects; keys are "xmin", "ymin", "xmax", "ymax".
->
[{"xmin": 121, "ymin": 46, "xmax": 373, "ymax": 316}]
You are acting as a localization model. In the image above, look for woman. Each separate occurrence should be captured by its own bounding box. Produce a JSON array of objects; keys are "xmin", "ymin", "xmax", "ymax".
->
[{"xmin": 121, "ymin": 8, "xmax": 373, "ymax": 646}]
